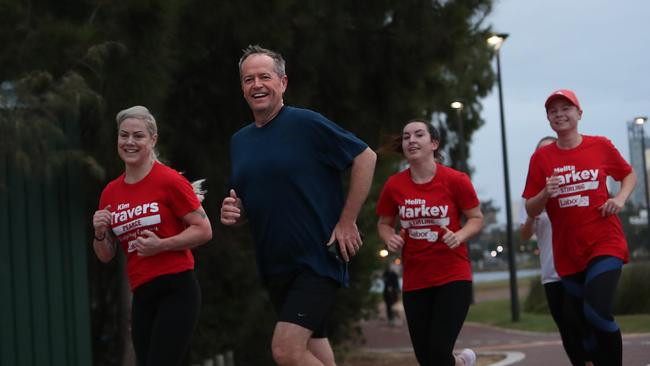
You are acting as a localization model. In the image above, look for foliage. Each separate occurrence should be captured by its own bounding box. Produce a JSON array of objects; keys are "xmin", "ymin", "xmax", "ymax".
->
[
  {"xmin": 614, "ymin": 261, "xmax": 650, "ymax": 315},
  {"xmin": 1, "ymin": 0, "xmax": 498, "ymax": 364},
  {"xmin": 618, "ymin": 202, "xmax": 648, "ymax": 259},
  {"xmin": 524, "ymin": 262, "xmax": 650, "ymax": 317},
  {"xmin": 0, "ymin": 72, "xmax": 103, "ymax": 179},
  {"xmin": 162, "ymin": 0, "xmax": 497, "ymax": 363},
  {"xmin": 468, "ymin": 297, "xmax": 650, "ymax": 333},
  {"xmin": 522, "ymin": 276, "xmax": 548, "ymax": 314}
]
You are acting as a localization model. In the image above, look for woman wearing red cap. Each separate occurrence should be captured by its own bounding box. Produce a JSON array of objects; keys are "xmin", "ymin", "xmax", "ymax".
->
[
  {"xmin": 523, "ymin": 90, "xmax": 636, "ymax": 365},
  {"xmin": 377, "ymin": 119, "xmax": 484, "ymax": 366}
]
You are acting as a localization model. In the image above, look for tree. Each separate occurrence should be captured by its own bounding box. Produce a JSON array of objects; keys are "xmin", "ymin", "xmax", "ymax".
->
[
  {"xmin": 1, "ymin": 1, "xmax": 181, "ymax": 364},
  {"xmin": 163, "ymin": 0, "xmax": 496, "ymax": 363},
  {"xmin": 1, "ymin": 0, "xmax": 497, "ymax": 364}
]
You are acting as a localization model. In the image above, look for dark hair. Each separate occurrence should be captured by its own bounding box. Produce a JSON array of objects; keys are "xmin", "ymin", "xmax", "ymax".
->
[
  {"xmin": 238, "ymin": 44, "xmax": 286, "ymax": 78},
  {"xmin": 536, "ymin": 135, "xmax": 557, "ymax": 150},
  {"xmin": 378, "ymin": 119, "xmax": 444, "ymax": 162}
]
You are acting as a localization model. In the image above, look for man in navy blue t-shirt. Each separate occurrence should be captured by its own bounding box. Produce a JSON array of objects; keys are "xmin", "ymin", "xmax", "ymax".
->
[{"xmin": 220, "ymin": 45, "xmax": 376, "ymax": 365}]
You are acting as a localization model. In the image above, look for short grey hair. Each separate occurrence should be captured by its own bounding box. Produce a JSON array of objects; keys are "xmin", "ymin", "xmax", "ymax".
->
[
  {"xmin": 116, "ymin": 105, "xmax": 158, "ymax": 137},
  {"xmin": 238, "ymin": 44, "xmax": 286, "ymax": 78}
]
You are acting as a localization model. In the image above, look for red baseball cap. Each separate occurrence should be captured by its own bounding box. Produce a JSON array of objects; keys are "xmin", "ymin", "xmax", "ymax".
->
[{"xmin": 544, "ymin": 89, "xmax": 582, "ymax": 112}]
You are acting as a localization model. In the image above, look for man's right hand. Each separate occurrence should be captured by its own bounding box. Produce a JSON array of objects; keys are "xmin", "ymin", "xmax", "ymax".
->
[{"xmin": 220, "ymin": 189, "xmax": 243, "ymax": 226}]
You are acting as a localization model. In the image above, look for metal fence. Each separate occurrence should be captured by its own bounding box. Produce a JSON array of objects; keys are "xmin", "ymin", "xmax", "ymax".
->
[{"xmin": 0, "ymin": 115, "xmax": 92, "ymax": 366}]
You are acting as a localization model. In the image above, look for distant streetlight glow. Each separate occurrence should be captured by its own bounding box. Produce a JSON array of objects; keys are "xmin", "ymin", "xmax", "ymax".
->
[
  {"xmin": 490, "ymin": 250, "xmax": 497, "ymax": 257},
  {"xmin": 487, "ymin": 34, "xmax": 508, "ymax": 51},
  {"xmin": 379, "ymin": 249, "xmax": 389, "ymax": 258},
  {"xmin": 450, "ymin": 100, "xmax": 467, "ymax": 173},
  {"xmin": 496, "ymin": 245, "xmax": 504, "ymax": 253}
]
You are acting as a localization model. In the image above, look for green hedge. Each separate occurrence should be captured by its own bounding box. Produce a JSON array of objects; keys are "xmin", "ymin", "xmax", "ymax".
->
[
  {"xmin": 614, "ymin": 261, "xmax": 650, "ymax": 315},
  {"xmin": 523, "ymin": 277, "xmax": 548, "ymax": 314},
  {"xmin": 524, "ymin": 261, "xmax": 650, "ymax": 315}
]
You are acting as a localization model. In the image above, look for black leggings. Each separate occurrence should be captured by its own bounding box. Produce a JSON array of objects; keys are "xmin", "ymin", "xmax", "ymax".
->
[
  {"xmin": 402, "ymin": 281, "xmax": 472, "ymax": 366},
  {"xmin": 562, "ymin": 256, "xmax": 623, "ymax": 366},
  {"xmin": 132, "ymin": 270, "xmax": 201, "ymax": 366},
  {"xmin": 544, "ymin": 281, "xmax": 590, "ymax": 365}
]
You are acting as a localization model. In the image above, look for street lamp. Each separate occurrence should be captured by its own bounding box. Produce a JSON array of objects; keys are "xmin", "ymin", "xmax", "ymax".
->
[
  {"xmin": 450, "ymin": 101, "xmax": 467, "ymax": 173},
  {"xmin": 634, "ymin": 116, "xmax": 650, "ymax": 245},
  {"xmin": 487, "ymin": 33, "xmax": 519, "ymax": 322}
]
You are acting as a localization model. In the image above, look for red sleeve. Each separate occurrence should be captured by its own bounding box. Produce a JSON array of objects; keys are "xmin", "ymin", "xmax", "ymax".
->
[
  {"xmin": 376, "ymin": 176, "xmax": 398, "ymax": 217},
  {"xmin": 166, "ymin": 170, "xmax": 201, "ymax": 218},
  {"xmin": 99, "ymin": 189, "xmax": 108, "ymax": 210},
  {"xmin": 98, "ymin": 182, "xmax": 113, "ymax": 210},
  {"xmin": 452, "ymin": 172, "xmax": 480, "ymax": 210},
  {"xmin": 523, "ymin": 152, "xmax": 545, "ymax": 199},
  {"xmin": 601, "ymin": 137, "xmax": 633, "ymax": 181}
]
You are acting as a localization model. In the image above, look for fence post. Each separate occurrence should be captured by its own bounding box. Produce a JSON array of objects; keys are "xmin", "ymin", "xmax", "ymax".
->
[
  {"xmin": 225, "ymin": 350, "xmax": 234, "ymax": 366},
  {"xmin": 214, "ymin": 353, "xmax": 225, "ymax": 366}
]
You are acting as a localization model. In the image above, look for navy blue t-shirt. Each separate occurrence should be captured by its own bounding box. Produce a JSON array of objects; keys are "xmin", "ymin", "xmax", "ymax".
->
[{"xmin": 229, "ymin": 106, "xmax": 367, "ymax": 285}]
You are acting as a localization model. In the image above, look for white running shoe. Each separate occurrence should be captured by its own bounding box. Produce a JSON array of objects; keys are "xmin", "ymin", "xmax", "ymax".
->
[{"xmin": 458, "ymin": 348, "xmax": 476, "ymax": 366}]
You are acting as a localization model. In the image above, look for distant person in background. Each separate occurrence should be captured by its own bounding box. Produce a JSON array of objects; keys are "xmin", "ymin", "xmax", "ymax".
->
[
  {"xmin": 382, "ymin": 264, "xmax": 400, "ymax": 325},
  {"xmin": 520, "ymin": 136, "xmax": 592, "ymax": 366},
  {"xmin": 523, "ymin": 90, "xmax": 636, "ymax": 365},
  {"xmin": 92, "ymin": 106, "xmax": 212, "ymax": 366},
  {"xmin": 377, "ymin": 119, "xmax": 483, "ymax": 366}
]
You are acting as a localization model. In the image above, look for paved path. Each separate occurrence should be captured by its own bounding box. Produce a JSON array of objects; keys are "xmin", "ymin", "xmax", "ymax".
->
[{"xmin": 361, "ymin": 303, "xmax": 650, "ymax": 365}]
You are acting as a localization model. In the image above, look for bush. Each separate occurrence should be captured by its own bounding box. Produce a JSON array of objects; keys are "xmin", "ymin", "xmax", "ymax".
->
[
  {"xmin": 614, "ymin": 261, "xmax": 650, "ymax": 315},
  {"xmin": 523, "ymin": 276, "xmax": 549, "ymax": 314},
  {"xmin": 524, "ymin": 262, "xmax": 650, "ymax": 316}
]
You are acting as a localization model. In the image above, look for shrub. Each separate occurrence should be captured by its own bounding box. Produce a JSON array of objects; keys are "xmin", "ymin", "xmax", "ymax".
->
[
  {"xmin": 523, "ymin": 276, "xmax": 549, "ymax": 314},
  {"xmin": 524, "ymin": 262, "xmax": 650, "ymax": 316},
  {"xmin": 614, "ymin": 261, "xmax": 650, "ymax": 315}
]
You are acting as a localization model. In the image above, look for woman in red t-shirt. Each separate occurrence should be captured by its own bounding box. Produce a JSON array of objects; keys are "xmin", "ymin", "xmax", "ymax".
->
[
  {"xmin": 377, "ymin": 119, "xmax": 484, "ymax": 366},
  {"xmin": 91, "ymin": 106, "xmax": 212, "ymax": 366},
  {"xmin": 523, "ymin": 90, "xmax": 636, "ymax": 365}
]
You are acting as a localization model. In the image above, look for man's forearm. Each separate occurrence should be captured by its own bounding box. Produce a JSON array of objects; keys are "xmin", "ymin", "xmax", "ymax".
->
[{"xmin": 339, "ymin": 147, "xmax": 377, "ymax": 223}]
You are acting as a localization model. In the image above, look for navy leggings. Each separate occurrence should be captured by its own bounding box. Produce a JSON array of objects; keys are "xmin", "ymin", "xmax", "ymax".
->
[
  {"xmin": 544, "ymin": 281, "xmax": 590, "ymax": 365},
  {"xmin": 562, "ymin": 256, "xmax": 623, "ymax": 366},
  {"xmin": 402, "ymin": 281, "xmax": 472, "ymax": 366},
  {"xmin": 132, "ymin": 270, "xmax": 201, "ymax": 366}
]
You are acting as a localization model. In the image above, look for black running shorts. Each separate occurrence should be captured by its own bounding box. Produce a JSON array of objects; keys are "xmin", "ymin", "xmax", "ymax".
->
[{"xmin": 265, "ymin": 268, "xmax": 340, "ymax": 338}]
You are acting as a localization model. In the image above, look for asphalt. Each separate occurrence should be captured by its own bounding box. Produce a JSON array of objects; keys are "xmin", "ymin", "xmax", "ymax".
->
[{"xmin": 360, "ymin": 301, "xmax": 650, "ymax": 366}]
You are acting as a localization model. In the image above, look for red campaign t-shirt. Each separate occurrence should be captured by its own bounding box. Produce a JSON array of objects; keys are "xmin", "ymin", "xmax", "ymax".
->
[
  {"xmin": 99, "ymin": 162, "xmax": 201, "ymax": 290},
  {"xmin": 522, "ymin": 135, "xmax": 632, "ymax": 276},
  {"xmin": 376, "ymin": 164, "xmax": 480, "ymax": 291}
]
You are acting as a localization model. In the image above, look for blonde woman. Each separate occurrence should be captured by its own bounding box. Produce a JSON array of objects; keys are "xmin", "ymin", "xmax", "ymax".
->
[{"xmin": 92, "ymin": 106, "xmax": 212, "ymax": 366}]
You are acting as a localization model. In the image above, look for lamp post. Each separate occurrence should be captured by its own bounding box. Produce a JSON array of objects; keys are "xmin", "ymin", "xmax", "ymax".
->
[
  {"xmin": 635, "ymin": 116, "xmax": 650, "ymax": 247},
  {"xmin": 451, "ymin": 101, "xmax": 467, "ymax": 173},
  {"xmin": 452, "ymin": 100, "xmax": 476, "ymax": 303},
  {"xmin": 487, "ymin": 33, "xmax": 519, "ymax": 322}
]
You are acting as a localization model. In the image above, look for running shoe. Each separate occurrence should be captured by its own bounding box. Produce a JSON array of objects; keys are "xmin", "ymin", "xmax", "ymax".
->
[{"xmin": 458, "ymin": 348, "xmax": 476, "ymax": 366}]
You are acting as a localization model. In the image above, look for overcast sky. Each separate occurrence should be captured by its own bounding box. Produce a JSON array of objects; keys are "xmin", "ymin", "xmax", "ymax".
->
[{"xmin": 469, "ymin": 0, "xmax": 650, "ymax": 223}]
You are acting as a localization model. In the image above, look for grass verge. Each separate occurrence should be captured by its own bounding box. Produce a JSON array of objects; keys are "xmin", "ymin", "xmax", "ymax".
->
[{"xmin": 467, "ymin": 298, "xmax": 650, "ymax": 333}]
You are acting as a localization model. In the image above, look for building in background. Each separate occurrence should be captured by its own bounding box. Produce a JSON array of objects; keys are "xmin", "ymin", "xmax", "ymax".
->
[{"xmin": 627, "ymin": 121, "xmax": 650, "ymax": 208}]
